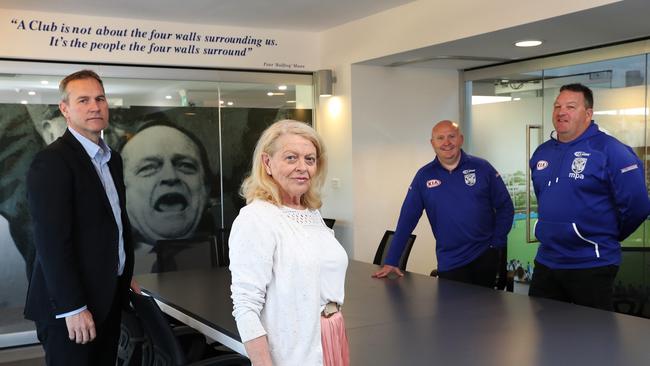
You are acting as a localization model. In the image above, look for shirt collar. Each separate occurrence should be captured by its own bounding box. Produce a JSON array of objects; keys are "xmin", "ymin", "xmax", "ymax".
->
[
  {"xmin": 432, "ymin": 149, "xmax": 468, "ymax": 171},
  {"xmin": 68, "ymin": 127, "xmax": 111, "ymax": 163}
]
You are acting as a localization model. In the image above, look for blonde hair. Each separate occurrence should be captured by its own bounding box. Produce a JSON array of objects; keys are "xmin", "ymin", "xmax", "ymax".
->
[{"xmin": 241, "ymin": 120, "xmax": 327, "ymax": 209}]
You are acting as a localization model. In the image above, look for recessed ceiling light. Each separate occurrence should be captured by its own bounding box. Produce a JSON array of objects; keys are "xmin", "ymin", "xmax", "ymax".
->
[
  {"xmin": 286, "ymin": 100, "xmax": 296, "ymax": 104},
  {"xmin": 20, "ymin": 100, "xmax": 28, "ymax": 104},
  {"xmin": 515, "ymin": 40, "xmax": 542, "ymax": 47},
  {"xmin": 28, "ymin": 91, "xmax": 36, "ymax": 96},
  {"xmin": 40, "ymin": 80, "xmax": 49, "ymax": 85},
  {"xmin": 278, "ymin": 85, "xmax": 287, "ymax": 91},
  {"xmin": 219, "ymin": 100, "xmax": 224, "ymax": 104},
  {"xmin": 165, "ymin": 95, "xmax": 172, "ymax": 99},
  {"xmin": 267, "ymin": 92, "xmax": 274, "ymax": 96},
  {"xmin": 227, "ymin": 101, "xmax": 234, "ymax": 106}
]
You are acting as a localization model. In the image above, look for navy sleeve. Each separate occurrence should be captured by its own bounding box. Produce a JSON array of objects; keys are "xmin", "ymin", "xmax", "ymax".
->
[
  {"xmin": 606, "ymin": 143, "xmax": 650, "ymax": 241},
  {"xmin": 26, "ymin": 150, "xmax": 85, "ymax": 314},
  {"xmin": 488, "ymin": 164, "xmax": 514, "ymax": 247},
  {"xmin": 384, "ymin": 174, "xmax": 424, "ymax": 267}
]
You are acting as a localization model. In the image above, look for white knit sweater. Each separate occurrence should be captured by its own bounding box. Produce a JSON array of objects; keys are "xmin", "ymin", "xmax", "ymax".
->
[{"xmin": 229, "ymin": 200, "xmax": 348, "ymax": 366}]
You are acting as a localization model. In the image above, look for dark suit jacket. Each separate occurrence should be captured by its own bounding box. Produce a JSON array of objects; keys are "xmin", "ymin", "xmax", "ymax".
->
[{"xmin": 25, "ymin": 129, "xmax": 134, "ymax": 324}]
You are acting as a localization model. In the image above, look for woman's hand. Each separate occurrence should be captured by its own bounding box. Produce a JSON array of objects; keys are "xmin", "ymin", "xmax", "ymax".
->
[{"xmin": 244, "ymin": 335, "xmax": 274, "ymax": 366}]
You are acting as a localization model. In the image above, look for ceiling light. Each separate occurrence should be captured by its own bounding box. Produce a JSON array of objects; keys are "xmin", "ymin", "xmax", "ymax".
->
[
  {"xmin": 515, "ymin": 40, "xmax": 542, "ymax": 47},
  {"xmin": 227, "ymin": 101, "xmax": 233, "ymax": 106},
  {"xmin": 286, "ymin": 100, "xmax": 296, "ymax": 104},
  {"xmin": 219, "ymin": 100, "xmax": 224, "ymax": 104},
  {"xmin": 40, "ymin": 80, "xmax": 49, "ymax": 85},
  {"xmin": 28, "ymin": 91, "xmax": 36, "ymax": 96},
  {"xmin": 471, "ymin": 96, "xmax": 512, "ymax": 105},
  {"xmin": 20, "ymin": 100, "xmax": 28, "ymax": 104},
  {"xmin": 278, "ymin": 85, "xmax": 287, "ymax": 90},
  {"xmin": 267, "ymin": 92, "xmax": 274, "ymax": 96},
  {"xmin": 165, "ymin": 95, "xmax": 172, "ymax": 99}
]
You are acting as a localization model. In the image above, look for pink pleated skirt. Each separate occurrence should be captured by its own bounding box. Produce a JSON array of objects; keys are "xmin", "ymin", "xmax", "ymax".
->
[{"xmin": 320, "ymin": 312, "xmax": 350, "ymax": 366}]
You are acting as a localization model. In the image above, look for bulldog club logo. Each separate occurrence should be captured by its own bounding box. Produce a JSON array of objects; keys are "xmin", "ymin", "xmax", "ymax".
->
[
  {"xmin": 463, "ymin": 169, "xmax": 476, "ymax": 186},
  {"xmin": 536, "ymin": 160, "xmax": 548, "ymax": 170},
  {"xmin": 426, "ymin": 179, "xmax": 441, "ymax": 188},
  {"xmin": 569, "ymin": 157, "xmax": 587, "ymax": 180}
]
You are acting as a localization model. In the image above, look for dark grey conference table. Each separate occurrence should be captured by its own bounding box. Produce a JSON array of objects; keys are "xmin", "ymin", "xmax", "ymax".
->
[{"xmin": 136, "ymin": 260, "xmax": 650, "ymax": 365}]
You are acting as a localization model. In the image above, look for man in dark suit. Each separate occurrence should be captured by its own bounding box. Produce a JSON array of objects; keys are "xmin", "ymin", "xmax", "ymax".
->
[{"xmin": 25, "ymin": 69, "xmax": 139, "ymax": 365}]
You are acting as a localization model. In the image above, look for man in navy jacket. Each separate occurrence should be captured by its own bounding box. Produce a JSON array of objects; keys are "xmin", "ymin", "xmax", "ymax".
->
[
  {"xmin": 25, "ymin": 70, "xmax": 139, "ymax": 365},
  {"xmin": 373, "ymin": 120, "xmax": 514, "ymax": 288},
  {"xmin": 529, "ymin": 83, "xmax": 650, "ymax": 310}
]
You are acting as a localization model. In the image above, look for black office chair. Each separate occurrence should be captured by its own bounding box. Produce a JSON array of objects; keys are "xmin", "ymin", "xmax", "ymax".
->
[
  {"xmin": 373, "ymin": 230, "xmax": 416, "ymax": 271},
  {"xmin": 323, "ymin": 218, "xmax": 336, "ymax": 229},
  {"xmin": 128, "ymin": 291, "xmax": 251, "ymax": 366},
  {"xmin": 154, "ymin": 235, "xmax": 219, "ymax": 273},
  {"xmin": 494, "ymin": 247, "xmax": 514, "ymax": 292},
  {"xmin": 215, "ymin": 227, "xmax": 230, "ymax": 267},
  {"xmin": 117, "ymin": 307, "xmax": 152, "ymax": 366}
]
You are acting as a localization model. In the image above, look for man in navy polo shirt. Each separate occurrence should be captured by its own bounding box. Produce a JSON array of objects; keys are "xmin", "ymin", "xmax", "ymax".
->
[{"xmin": 373, "ymin": 120, "xmax": 514, "ymax": 288}]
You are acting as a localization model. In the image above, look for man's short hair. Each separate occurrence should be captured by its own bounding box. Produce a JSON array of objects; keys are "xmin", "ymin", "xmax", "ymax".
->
[
  {"xmin": 559, "ymin": 83, "xmax": 594, "ymax": 109},
  {"xmin": 59, "ymin": 69, "xmax": 105, "ymax": 102}
]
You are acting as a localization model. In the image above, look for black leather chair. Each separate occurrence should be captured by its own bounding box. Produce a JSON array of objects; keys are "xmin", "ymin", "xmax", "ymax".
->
[
  {"xmin": 155, "ymin": 236, "xmax": 219, "ymax": 273},
  {"xmin": 373, "ymin": 230, "xmax": 416, "ymax": 270},
  {"xmin": 128, "ymin": 291, "xmax": 250, "ymax": 366},
  {"xmin": 117, "ymin": 308, "xmax": 152, "ymax": 366},
  {"xmin": 323, "ymin": 218, "xmax": 336, "ymax": 229}
]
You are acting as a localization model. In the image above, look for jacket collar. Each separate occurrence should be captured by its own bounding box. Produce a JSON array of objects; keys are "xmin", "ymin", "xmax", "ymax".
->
[{"xmin": 550, "ymin": 121, "xmax": 600, "ymax": 145}]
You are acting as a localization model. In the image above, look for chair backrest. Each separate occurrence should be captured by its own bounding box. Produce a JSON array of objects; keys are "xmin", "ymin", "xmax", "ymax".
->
[
  {"xmin": 129, "ymin": 291, "xmax": 188, "ymax": 366},
  {"xmin": 216, "ymin": 227, "xmax": 230, "ymax": 267},
  {"xmin": 155, "ymin": 235, "xmax": 218, "ymax": 273},
  {"xmin": 323, "ymin": 218, "xmax": 336, "ymax": 229},
  {"xmin": 373, "ymin": 230, "xmax": 416, "ymax": 270},
  {"xmin": 118, "ymin": 308, "xmax": 151, "ymax": 366}
]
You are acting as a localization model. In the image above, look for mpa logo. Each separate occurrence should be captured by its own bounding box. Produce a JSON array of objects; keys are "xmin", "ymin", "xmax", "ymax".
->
[
  {"xmin": 426, "ymin": 179, "xmax": 441, "ymax": 188},
  {"xmin": 536, "ymin": 160, "xmax": 548, "ymax": 170},
  {"xmin": 569, "ymin": 157, "xmax": 587, "ymax": 180}
]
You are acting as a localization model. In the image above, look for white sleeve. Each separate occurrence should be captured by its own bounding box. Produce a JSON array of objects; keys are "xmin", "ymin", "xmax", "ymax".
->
[{"xmin": 229, "ymin": 206, "xmax": 277, "ymax": 342}]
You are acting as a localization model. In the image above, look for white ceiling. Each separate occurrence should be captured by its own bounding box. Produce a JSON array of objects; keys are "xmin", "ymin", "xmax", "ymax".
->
[
  {"xmin": 363, "ymin": 0, "xmax": 650, "ymax": 69},
  {"xmin": 0, "ymin": 0, "xmax": 415, "ymax": 32}
]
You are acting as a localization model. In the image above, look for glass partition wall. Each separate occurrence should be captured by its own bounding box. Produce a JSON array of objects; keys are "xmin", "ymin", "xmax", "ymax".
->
[
  {"xmin": 0, "ymin": 61, "xmax": 314, "ymax": 347},
  {"xmin": 464, "ymin": 43, "xmax": 650, "ymax": 317}
]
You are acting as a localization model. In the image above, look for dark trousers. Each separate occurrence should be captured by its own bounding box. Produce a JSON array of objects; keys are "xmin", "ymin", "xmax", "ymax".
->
[
  {"xmin": 528, "ymin": 261, "xmax": 618, "ymax": 311},
  {"xmin": 438, "ymin": 247, "xmax": 499, "ymax": 288},
  {"xmin": 36, "ymin": 289, "xmax": 123, "ymax": 366}
]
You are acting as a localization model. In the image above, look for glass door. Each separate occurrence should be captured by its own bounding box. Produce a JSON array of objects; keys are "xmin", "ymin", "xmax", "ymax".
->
[{"xmin": 468, "ymin": 73, "xmax": 544, "ymax": 287}]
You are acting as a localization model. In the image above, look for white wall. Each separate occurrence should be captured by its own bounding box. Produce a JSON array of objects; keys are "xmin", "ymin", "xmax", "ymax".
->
[{"xmin": 348, "ymin": 65, "xmax": 459, "ymax": 274}]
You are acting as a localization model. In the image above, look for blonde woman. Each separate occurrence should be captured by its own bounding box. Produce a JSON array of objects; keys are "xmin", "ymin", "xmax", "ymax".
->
[{"xmin": 230, "ymin": 120, "xmax": 349, "ymax": 366}]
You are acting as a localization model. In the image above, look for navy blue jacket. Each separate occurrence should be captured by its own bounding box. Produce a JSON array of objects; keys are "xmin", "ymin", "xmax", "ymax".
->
[
  {"xmin": 530, "ymin": 122, "xmax": 650, "ymax": 269},
  {"xmin": 386, "ymin": 151, "xmax": 514, "ymax": 271}
]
